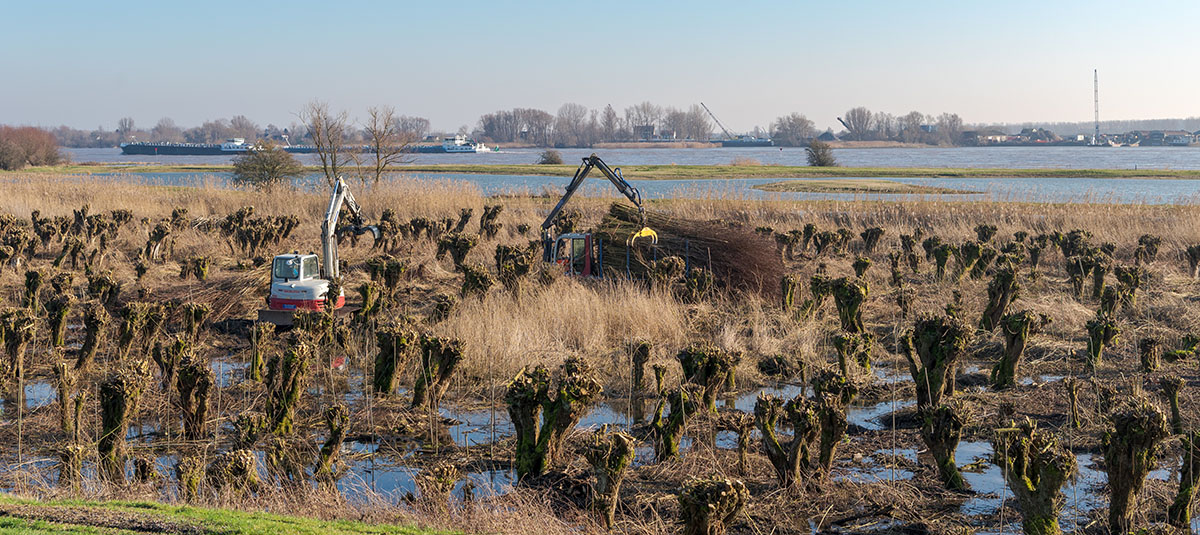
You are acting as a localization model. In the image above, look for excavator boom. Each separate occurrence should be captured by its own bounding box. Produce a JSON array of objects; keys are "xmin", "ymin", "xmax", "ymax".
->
[
  {"xmin": 321, "ymin": 176, "xmax": 381, "ymax": 279},
  {"xmin": 540, "ymin": 154, "xmax": 656, "ymax": 261}
]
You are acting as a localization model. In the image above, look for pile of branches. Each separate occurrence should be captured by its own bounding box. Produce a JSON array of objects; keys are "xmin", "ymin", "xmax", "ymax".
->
[{"xmin": 594, "ymin": 203, "xmax": 783, "ymax": 297}]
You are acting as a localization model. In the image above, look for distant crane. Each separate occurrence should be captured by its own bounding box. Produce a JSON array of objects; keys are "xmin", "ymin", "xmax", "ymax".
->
[
  {"xmin": 836, "ymin": 117, "xmax": 856, "ymax": 140},
  {"xmin": 1092, "ymin": 69, "xmax": 1100, "ymax": 146},
  {"xmin": 700, "ymin": 102, "xmax": 735, "ymax": 141}
]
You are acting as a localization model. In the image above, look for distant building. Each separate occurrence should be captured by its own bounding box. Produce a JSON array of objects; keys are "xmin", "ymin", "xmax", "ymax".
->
[
  {"xmin": 633, "ymin": 125, "xmax": 655, "ymax": 140},
  {"xmin": 816, "ymin": 130, "xmax": 839, "ymax": 142}
]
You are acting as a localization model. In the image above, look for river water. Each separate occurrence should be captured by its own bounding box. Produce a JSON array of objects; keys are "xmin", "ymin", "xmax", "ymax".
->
[
  {"xmin": 57, "ymin": 147, "xmax": 1200, "ymax": 204},
  {"xmin": 65, "ymin": 145, "xmax": 1200, "ymax": 169}
]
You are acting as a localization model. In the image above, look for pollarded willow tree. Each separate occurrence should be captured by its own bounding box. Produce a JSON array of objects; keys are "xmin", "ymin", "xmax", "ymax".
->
[
  {"xmin": 411, "ymin": 335, "xmax": 464, "ymax": 410},
  {"xmin": 992, "ymin": 418, "xmax": 1078, "ymax": 535},
  {"xmin": 651, "ymin": 384, "xmax": 700, "ymax": 462},
  {"xmin": 901, "ymin": 313, "xmax": 971, "ymax": 489},
  {"xmin": 98, "ymin": 362, "xmax": 150, "ymax": 483},
  {"xmin": 583, "ymin": 425, "xmax": 635, "ymax": 529},
  {"xmin": 991, "ymin": 310, "xmax": 1050, "ymax": 390},
  {"xmin": 1168, "ymin": 430, "xmax": 1200, "ymax": 529},
  {"xmin": 1103, "ymin": 398, "xmax": 1169, "ymax": 535},
  {"xmin": 176, "ymin": 351, "xmax": 213, "ymax": 441},
  {"xmin": 754, "ymin": 392, "xmax": 818, "ymax": 488},
  {"xmin": 505, "ymin": 356, "xmax": 601, "ymax": 481},
  {"xmin": 373, "ymin": 323, "xmax": 416, "ymax": 397},
  {"xmin": 677, "ymin": 343, "xmax": 739, "ymax": 412},
  {"xmin": 831, "ymin": 277, "xmax": 868, "ymax": 333},
  {"xmin": 678, "ymin": 476, "xmax": 749, "ymax": 535},
  {"xmin": 265, "ymin": 342, "xmax": 311, "ymax": 436},
  {"xmin": 979, "ymin": 266, "xmax": 1020, "ymax": 332}
]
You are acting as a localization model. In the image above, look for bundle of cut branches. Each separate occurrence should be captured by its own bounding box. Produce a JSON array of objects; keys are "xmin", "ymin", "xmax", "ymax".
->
[{"xmin": 594, "ymin": 203, "xmax": 782, "ymax": 297}]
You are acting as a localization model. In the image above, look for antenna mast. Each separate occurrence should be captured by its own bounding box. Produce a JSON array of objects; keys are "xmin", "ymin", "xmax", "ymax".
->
[{"xmin": 1093, "ymin": 69, "xmax": 1100, "ymax": 145}]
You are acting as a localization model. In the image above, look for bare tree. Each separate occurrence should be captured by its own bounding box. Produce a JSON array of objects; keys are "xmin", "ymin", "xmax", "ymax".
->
[
  {"xmin": 229, "ymin": 115, "xmax": 260, "ymax": 140},
  {"xmin": 117, "ymin": 117, "xmax": 136, "ymax": 141},
  {"xmin": 625, "ymin": 102, "xmax": 662, "ymax": 139},
  {"xmin": 151, "ymin": 118, "xmax": 183, "ymax": 142},
  {"xmin": 898, "ymin": 111, "xmax": 926, "ymax": 143},
  {"xmin": 769, "ymin": 113, "xmax": 816, "ymax": 147},
  {"xmin": 301, "ymin": 100, "xmax": 351, "ymax": 188},
  {"xmin": 841, "ymin": 107, "xmax": 873, "ymax": 141},
  {"xmin": 397, "ymin": 115, "xmax": 431, "ymax": 140},
  {"xmin": 554, "ymin": 103, "xmax": 591, "ymax": 147},
  {"xmin": 599, "ymin": 104, "xmax": 619, "ymax": 142},
  {"xmin": 358, "ymin": 105, "xmax": 414, "ymax": 186},
  {"xmin": 684, "ymin": 104, "xmax": 712, "ymax": 141},
  {"xmin": 661, "ymin": 107, "xmax": 687, "ymax": 140}
]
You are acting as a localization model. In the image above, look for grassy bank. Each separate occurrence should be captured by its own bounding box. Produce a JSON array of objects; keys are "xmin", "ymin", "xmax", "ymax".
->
[
  {"xmin": 13, "ymin": 162, "xmax": 1200, "ymax": 180},
  {"xmin": 753, "ymin": 178, "xmax": 981, "ymax": 194},
  {"xmin": 0, "ymin": 495, "xmax": 440, "ymax": 535}
]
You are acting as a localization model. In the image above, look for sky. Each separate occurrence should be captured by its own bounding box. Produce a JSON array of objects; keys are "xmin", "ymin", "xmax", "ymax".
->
[{"xmin": 2, "ymin": 0, "xmax": 1198, "ymax": 134}]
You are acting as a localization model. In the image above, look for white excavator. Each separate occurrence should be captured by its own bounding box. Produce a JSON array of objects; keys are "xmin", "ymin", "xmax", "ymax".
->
[{"xmin": 258, "ymin": 176, "xmax": 379, "ymax": 326}]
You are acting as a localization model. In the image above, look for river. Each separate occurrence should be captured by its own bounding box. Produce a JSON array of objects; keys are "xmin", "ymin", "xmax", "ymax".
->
[
  {"xmin": 65, "ymin": 145, "xmax": 1200, "ymax": 169},
  {"xmin": 57, "ymin": 147, "xmax": 1200, "ymax": 205}
]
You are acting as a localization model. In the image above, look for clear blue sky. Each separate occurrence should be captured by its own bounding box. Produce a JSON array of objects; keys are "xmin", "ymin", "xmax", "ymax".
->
[{"xmin": 2, "ymin": 0, "xmax": 1197, "ymax": 133}]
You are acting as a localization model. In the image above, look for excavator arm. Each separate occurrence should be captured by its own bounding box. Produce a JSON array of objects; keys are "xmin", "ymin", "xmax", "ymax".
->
[
  {"xmin": 539, "ymin": 154, "xmax": 656, "ymax": 260},
  {"xmin": 321, "ymin": 176, "xmax": 380, "ymax": 279}
]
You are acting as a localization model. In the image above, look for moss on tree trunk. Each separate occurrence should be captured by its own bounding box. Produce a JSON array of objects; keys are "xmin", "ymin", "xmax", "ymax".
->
[
  {"xmin": 980, "ymin": 267, "xmax": 1019, "ymax": 332},
  {"xmin": 920, "ymin": 403, "xmax": 967, "ymax": 491},
  {"xmin": 373, "ymin": 324, "xmax": 415, "ymax": 397},
  {"xmin": 1168, "ymin": 430, "xmax": 1200, "ymax": 529},
  {"xmin": 411, "ymin": 336, "xmax": 464, "ymax": 410},
  {"xmin": 1102, "ymin": 398, "xmax": 1169, "ymax": 535},
  {"xmin": 677, "ymin": 343, "xmax": 739, "ymax": 412},
  {"xmin": 754, "ymin": 392, "xmax": 818, "ymax": 487},
  {"xmin": 991, "ymin": 310, "xmax": 1048, "ymax": 390},
  {"xmin": 98, "ymin": 364, "xmax": 148, "ymax": 483},
  {"xmin": 678, "ymin": 476, "xmax": 749, "ymax": 535},
  {"xmin": 584, "ymin": 426, "xmax": 635, "ymax": 529},
  {"xmin": 505, "ymin": 357, "xmax": 601, "ymax": 481},
  {"xmin": 314, "ymin": 404, "xmax": 348, "ymax": 487},
  {"xmin": 992, "ymin": 418, "xmax": 1077, "ymax": 535}
]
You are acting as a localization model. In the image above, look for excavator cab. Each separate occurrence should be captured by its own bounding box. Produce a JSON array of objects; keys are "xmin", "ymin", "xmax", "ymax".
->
[{"xmin": 551, "ymin": 233, "xmax": 602, "ymax": 277}]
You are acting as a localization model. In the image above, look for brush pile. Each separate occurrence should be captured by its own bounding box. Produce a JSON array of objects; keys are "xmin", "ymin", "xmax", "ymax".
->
[{"xmin": 594, "ymin": 203, "xmax": 783, "ymax": 297}]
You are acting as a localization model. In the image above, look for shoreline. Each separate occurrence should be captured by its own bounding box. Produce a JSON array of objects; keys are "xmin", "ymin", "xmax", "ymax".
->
[{"xmin": 16, "ymin": 162, "xmax": 1200, "ymax": 180}]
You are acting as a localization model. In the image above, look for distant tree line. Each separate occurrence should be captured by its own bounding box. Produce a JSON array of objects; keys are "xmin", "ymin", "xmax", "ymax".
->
[
  {"xmin": 830, "ymin": 107, "xmax": 964, "ymax": 146},
  {"xmin": 49, "ymin": 113, "xmax": 432, "ymax": 149},
  {"xmin": 64, "ymin": 101, "xmax": 1200, "ymax": 151},
  {"xmin": 475, "ymin": 102, "xmax": 713, "ymax": 146}
]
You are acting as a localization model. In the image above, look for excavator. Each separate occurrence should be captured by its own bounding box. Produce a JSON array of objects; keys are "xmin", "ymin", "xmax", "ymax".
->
[
  {"xmin": 258, "ymin": 176, "xmax": 380, "ymax": 326},
  {"xmin": 540, "ymin": 154, "xmax": 656, "ymax": 277}
]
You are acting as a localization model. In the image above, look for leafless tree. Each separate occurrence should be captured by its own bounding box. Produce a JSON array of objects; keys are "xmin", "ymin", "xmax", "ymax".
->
[
  {"xmin": 683, "ymin": 104, "xmax": 712, "ymax": 141},
  {"xmin": 625, "ymin": 102, "xmax": 662, "ymax": 139},
  {"xmin": 229, "ymin": 115, "xmax": 259, "ymax": 140},
  {"xmin": 117, "ymin": 117, "xmax": 136, "ymax": 141},
  {"xmin": 301, "ymin": 100, "xmax": 351, "ymax": 188},
  {"xmin": 898, "ymin": 111, "xmax": 926, "ymax": 143},
  {"xmin": 397, "ymin": 115, "xmax": 431, "ymax": 140},
  {"xmin": 357, "ymin": 105, "xmax": 415, "ymax": 186},
  {"xmin": 769, "ymin": 113, "xmax": 816, "ymax": 147},
  {"xmin": 841, "ymin": 107, "xmax": 873, "ymax": 141},
  {"xmin": 662, "ymin": 107, "xmax": 687, "ymax": 140},
  {"xmin": 935, "ymin": 113, "xmax": 963, "ymax": 145},
  {"xmin": 554, "ymin": 103, "xmax": 592, "ymax": 147},
  {"xmin": 151, "ymin": 118, "xmax": 184, "ymax": 142},
  {"xmin": 599, "ymin": 104, "xmax": 619, "ymax": 141}
]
